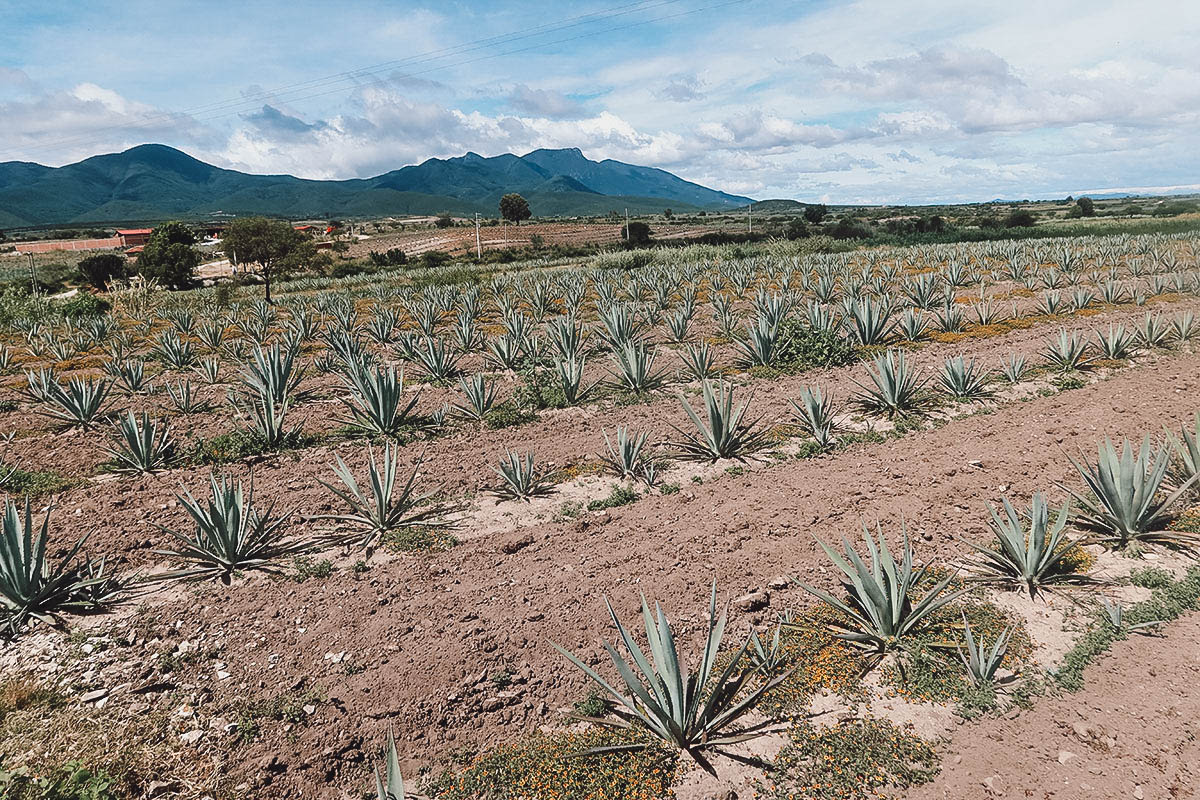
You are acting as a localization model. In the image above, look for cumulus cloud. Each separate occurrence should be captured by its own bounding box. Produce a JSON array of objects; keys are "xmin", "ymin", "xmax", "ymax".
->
[{"xmin": 657, "ymin": 74, "xmax": 706, "ymax": 102}]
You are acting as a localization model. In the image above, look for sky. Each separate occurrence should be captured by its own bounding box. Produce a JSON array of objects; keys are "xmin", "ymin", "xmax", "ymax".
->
[{"xmin": 1, "ymin": 0, "xmax": 1198, "ymax": 204}]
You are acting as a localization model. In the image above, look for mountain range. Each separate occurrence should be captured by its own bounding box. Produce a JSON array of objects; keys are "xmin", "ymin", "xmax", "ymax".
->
[{"xmin": 0, "ymin": 144, "xmax": 752, "ymax": 227}]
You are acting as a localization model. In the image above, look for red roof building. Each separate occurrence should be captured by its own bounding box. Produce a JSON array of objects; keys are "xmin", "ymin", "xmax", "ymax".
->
[{"xmin": 116, "ymin": 228, "xmax": 153, "ymax": 247}]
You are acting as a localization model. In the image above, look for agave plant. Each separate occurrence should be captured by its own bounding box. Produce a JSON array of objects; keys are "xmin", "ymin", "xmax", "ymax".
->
[
  {"xmin": 372, "ymin": 729, "xmax": 406, "ymax": 800},
  {"xmin": 554, "ymin": 355, "xmax": 597, "ymax": 406},
  {"xmin": 851, "ymin": 349, "xmax": 929, "ymax": 418},
  {"xmin": 671, "ymin": 380, "xmax": 770, "ymax": 462},
  {"xmin": 452, "ymin": 373, "xmax": 497, "ymax": 421},
  {"xmin": 239, "ymin": 343, "xmax": 304, "ymax": 405},
  {"xmin": 1138, "ymin": 312, "xmax": 1171, "ymax": 348},
  {"xmin": 166, "ymin": 379, "xmax": 211, "ymax": 414},
  {"xmin": 151, "ymin": 330, "xmax": 197, "ymax": 369},
  {"xmin": 0, "ymin": 499, "xmax": 123, "ymax": 633},
  {"xmin": 963, "ymin": 494, "xmax": 1093, "ymax": 597},
  {"xmin": 106, "ymin": 411, "xmax": 176, "ymax": 474},
  {"xmin": 599, "ymin": 426, "xmax": 653, "ymax": 481},
  {"xmin": 413, "ymin": 336, "xmax": 461, "ymax": 382},
  {"xmin": 608, "ymin": 341, "xmax": 667, "ymax": 393},
  {"xmin": 790, "ymin": 385, "xmax": 841, "ymax": 450},
  {"xmin": 1098, "ymin": 597, "xmax": 1162, "ymax": 634},
  {"xmin": 1094, "ymin": 324, "xmax": 1138, "ymax": 360},
  {"xmin": 1063, "ymin": 437, "xmax": 1200, "ymax": 550},
  {"xmin": 679, "ymin": 341, "xmax": 718, "ymax": 380},
  {"xmin": 937, "ymin": 356, "xmax": 992, "ymax": 402},
  {"xmin": 733, "ymin": 316, "xmax": 780, "ymax": 367},
  {"xmin": 155, "ymin": 474, "xmax": 312, "ymax": 584},
  {"xmin": 1167, "ymin": 413, "xmax": 1200, "ymax": 494},
  {"xmin": 110, "ymin": 358, "xmax": 152, "ymax": 394},
  {"xmin": 797, "ymin": 525, "xmax": 966, "ymax": 655},
  {"xmin": 999, "ymin": 353, "xmax": 1028, "ymax": 384},
  {"xmin": 493, "ymin": 450, "xmax": 553, "ymax": 501},
  {"xmin": 553, "ymin": 584, "xmax": 790, "ymax": 775},
  {"xmin": 39, "ymin": 376, "xmax": 113, "ymax": 429},
  {"xmin": 340, "ymin": 364, "xmax": 421, "ymax": 437},
  {"xmin": 1041, "ymin": 329, "xmax": 1092, "ymax": 372},
  {"xmin": 317, "ymin": 444, "xmax": 450, "ymax": 553},
  {"xmin": 958, "ymin": 615, "xmax": 1012, "ymax": 688}
]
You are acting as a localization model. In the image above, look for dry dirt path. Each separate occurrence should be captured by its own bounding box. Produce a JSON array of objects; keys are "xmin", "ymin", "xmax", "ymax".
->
[{"xmin": 907, "ymin": 612, "xmax": 1200, "ymax": 799}]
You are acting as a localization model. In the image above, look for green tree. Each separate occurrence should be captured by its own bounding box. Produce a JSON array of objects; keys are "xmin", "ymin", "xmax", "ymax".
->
[
  {"xmin": 499, "ymin": 193, "xmax": 532, "ymax": 225},
  {"xmin": 622, "ymin": 221, "xmax": 652, "ymax": 246},
  {"xmin": 663, "ymin": 208, "xmax": 674, "ymax": 219},
  {"xmin": 1076, "ymin": 196, "xmax": 1095, "ymax": 217},
  {"xmin": 76, "ymin": 252, "xmax": 129, "ymax": 290},
  {"xmin": 803, "ymin": 203, "xmax": 828, "ymax": 224},
  {"xmin": 221, "ymin": 217, "xmax": 316, "ymax": 303},
  {"xmin": 137, "ymin": 221, "xmax": 199, "ymax": 289},
  {"xmin": 1004, "ymin": 210, "xmax": 1037, "ymax": 228}
]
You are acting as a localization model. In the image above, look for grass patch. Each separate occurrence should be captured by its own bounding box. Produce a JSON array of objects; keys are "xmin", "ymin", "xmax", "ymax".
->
[
  {"xmin": 424, "ymin": 730, "xmax": 676, "ymax": 800},
  {"xmin": 290, "ymin": 556, "xmax": 333, "ymax": 582},
  {"xmin": 762, "ymin": 718, "xmax": 939, "ymax": 800},
  {"xmin": 0, "ymin": 760, "xmax": 119, "ymax": 800},
  {"xmin": 1055, "ymin": 565, "xmax": 1200, "ymax": 691},
  {"xmin": 186, "ymin": 429, "xmax": 317, "ymax": 465},
  {"xmin": 586, "ymin": 485, "xmax": 639, "ymax": 511},
  {"xmin": 1051, "ymin": 372, "xmax": 1088, "ymax": 391},
  {"xmin": 483, "ymin": 401, "xmax": 538, "ymax": 429},
  {"xmin": 231, "ymin": 688, "xmax": 323, "ymax": 745},
  {"xmin": 383, "ymin": 524, "xmax": 458, "ymax": 553},
  {"xmin": 0, "ymin": 468, "xmax": 72, "ymax": 497},
  {"xmin": 751, "ymin": 608, "xmax": 865, "ymax": 718}
]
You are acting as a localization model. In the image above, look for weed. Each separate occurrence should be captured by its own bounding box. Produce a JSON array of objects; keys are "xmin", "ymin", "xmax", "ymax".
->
[
  {"xmin": 483, "ymin": 401, "xmax": 538, "ymax": 429},
  {"xmin": 290, "ymin": 556, "xmax": 333, "ymax": 582},
  {"xmin": 586, "ymin": 485, "xmax": 639, "ymax": 511},
  {"xmin": 762, "ymin": 718, "xmax": 939, "ymax": 800},
  {"xmin": 423, "ymin": 730, "xmax": 676, "ymax": 800},
  {"xmin": 383, "ymin": 524, "xmax": 457, "ymax": 553}
]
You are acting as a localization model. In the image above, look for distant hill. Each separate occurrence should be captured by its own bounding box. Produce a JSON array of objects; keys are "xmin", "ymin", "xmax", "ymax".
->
[{"xmin": 0, "ymin": 144, "xmax": 753, "ymax": 226}]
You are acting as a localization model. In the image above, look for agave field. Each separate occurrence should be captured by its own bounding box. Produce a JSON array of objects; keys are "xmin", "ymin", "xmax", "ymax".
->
[{"xmin": 3, "ymin": 231, "xmax": 1200, "ymax": 799}]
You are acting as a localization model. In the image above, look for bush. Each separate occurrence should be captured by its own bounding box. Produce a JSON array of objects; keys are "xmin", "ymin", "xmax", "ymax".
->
[
  {"xmin": 621, "ymin": 221, "xmax": 652, "ymax": 246},
  {"xmin": 434, "ymin": 214, "xmax": 453, "ymax": 228},
  {"xmin": 828, "ymin": 217, "xmax": 873, "ymax": 239},
  {"xmin": 367, "ymin": 248, "xmax": 407, "ymax": 267},
  {"xmin": 775, "ymin": 319, "xmax": 858, "ymax": 369},
  {"xmin": 58, "ymin": 293, "xmax": 110, "ymax": 319},
  {"xmin": 75, "ymin": 253, "xmax": 128, "ymax": 290},
  {"xmin": 1005, "ymin": 210, "xmax": 1037, "ymax": 228},
  {"xmin": 418, "ymin": 251, "xmax": 452, "ymax": 270},
  {"xmin": 136, "ymin": 221, "xmax": 200, "ymax": 289}
]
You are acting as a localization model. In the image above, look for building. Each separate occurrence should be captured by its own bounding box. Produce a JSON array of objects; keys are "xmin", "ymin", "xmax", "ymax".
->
[{"xmin": 116, "ymin": 228, "xmax": 153, "ymax": 247}]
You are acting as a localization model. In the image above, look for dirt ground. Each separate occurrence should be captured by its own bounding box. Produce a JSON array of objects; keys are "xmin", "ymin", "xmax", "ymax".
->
[{"xmin": 4, "ymin": 258, "xmax": 1200, "ymax": 797}]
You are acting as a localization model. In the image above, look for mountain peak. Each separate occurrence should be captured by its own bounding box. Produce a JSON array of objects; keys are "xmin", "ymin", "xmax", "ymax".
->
[{"xmin": 0, "ymin": 144, "xmax": 752, "ymax": 225}]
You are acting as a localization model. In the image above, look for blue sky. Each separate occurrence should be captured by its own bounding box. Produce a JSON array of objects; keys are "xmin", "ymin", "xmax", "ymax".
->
[{"xmin": 1, "ymin": 0, "xmax": 1198, "ymax": 203}]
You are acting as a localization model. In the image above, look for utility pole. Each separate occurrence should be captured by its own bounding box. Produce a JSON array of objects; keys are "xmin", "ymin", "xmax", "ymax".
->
[
  {"xmin": 27, "ymin": 252, "xmax": 37, "ymax": 296},
  {"xmin": 624, "ymin": 207, "xmax": 629, "ymax": 241},
  {"xmin": 748, "ymin": 202, "xmax": 753, "ymax": 234},
  {"xmin": 475, "ymin": 213, "xmax": 481, "ymax": 259}
]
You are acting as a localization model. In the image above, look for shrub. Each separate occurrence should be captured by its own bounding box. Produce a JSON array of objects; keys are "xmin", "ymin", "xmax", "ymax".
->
[
  {"xmin": 76, "ymin": 253, "xmax": 129, "ymax": 290},
  {"xmin": 58, "ymin": 293, "xmax": 110, "ymax": 319},
  {"xmin": 774, "ymin": 319, "xmax": 856, "ymax": 369}
]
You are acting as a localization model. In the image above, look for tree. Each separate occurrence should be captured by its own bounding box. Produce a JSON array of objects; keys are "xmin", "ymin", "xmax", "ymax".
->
[
  {"xmin": 434, "ymin": 214, "xmax": 453, "ymax": 228},
  {"xmin": 1076, "ymin": 197, "xmax": 1095, "ymax": 217},
  {"xmin": 221, "ymin": 216, "xmax": 316, "ymax": 303},
  {"xmin": 137, "ymin": 221, "xmax": 199, "ymax": 289},
  {"xmin": 499, "ymin": 193, "xmax": 532, "ymax": 225},
  {"xmin": 803, "ymin": 203, "xmax": 828, "ymax": 224},
  {"xmin": 663, "ymin": 208, "xmax": 674, "ymax": 220},
  {"xmin": 76, "ymin": 252, "xmax": 130, "ymax": 290},
  {"xmin": 622, "ymin": 221, "xmax": 652, "ymax": 246},
  {"xmin": 1004, "ymin": 210, "xmax": 1037, "ymax": 228},
  {"xmin": 784, "ymin": 218, "xmax": 809, "ymax": 240}
]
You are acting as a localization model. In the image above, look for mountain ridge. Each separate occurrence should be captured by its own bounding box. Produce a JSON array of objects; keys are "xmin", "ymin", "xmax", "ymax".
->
[{"xmin": 0, "ymin": 144, "xmax": 753, "ymax": 226}]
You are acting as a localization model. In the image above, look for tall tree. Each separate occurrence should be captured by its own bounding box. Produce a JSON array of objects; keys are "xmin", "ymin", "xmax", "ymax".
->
[
  {"xmin": 138, "ymin": 221, "xmax": 199, "ymax": 289},
  {"xmin": 499, "ymin": 193, "xmax": 532, "ymax": 225},
  {"xmin": 222, "ymin": 217, "xmax": 316, "ymax": 303}
]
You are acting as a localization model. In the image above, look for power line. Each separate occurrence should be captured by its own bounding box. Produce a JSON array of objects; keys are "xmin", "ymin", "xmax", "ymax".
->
[{"xmin": 9, "ymin": 0, "xmax": 714, "ymax": 159}]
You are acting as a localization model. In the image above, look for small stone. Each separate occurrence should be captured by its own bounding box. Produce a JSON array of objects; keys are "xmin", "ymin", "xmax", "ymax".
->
[
  {"xmin": 732, "ymin": 590, "xmax": 769, "ymax": 612},
  {"xmin": 1133, "ymin": 785, "xmax": 1144, "ymax": 800},
  {"xmin": 80, "ymin": 688, "xmax": 109, "ymax": 704},
  {"xmin": 302, "ymin": 704, "xmax": 316, "ymax": 715},
  {"xmin": 1057, "ymin": 750, "xmax": 1076, "ymax": 765},
  {"xmin": 767, "ymin": 576, "xmax": 790, "ymax": 590},
  {"xmin": 180, "ymin": 730, "xmax": 204, "ymax": 745}
]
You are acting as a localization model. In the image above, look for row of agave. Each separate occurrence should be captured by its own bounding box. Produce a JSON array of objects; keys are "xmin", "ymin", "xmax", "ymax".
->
[
  {"xmin": 359, "ymin": 426, "xmax": 1200, "ymax": 795},
  {"xmin": 4, "ymin": 232, "xmax": 1198, "ymax": 371},
  {"xmin": 9, "ymin": 305, "xmax": 1193, "ymax": 510}
]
